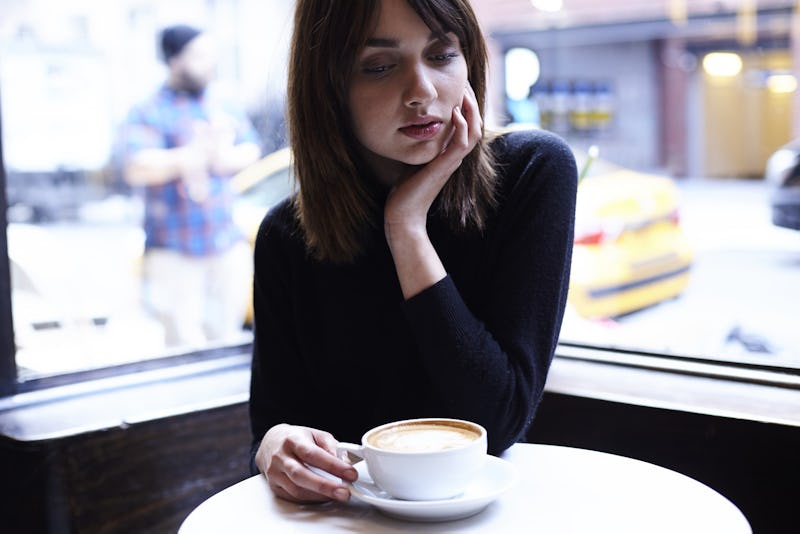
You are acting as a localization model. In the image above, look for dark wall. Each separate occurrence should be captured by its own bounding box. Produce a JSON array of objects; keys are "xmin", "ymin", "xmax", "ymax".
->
[
  {"xmin": 1, "ymin": 404, "xmax": 252, "ymax": 534},
  {"xmin": 528, "ymin": 393, "xmax": 800, "ymax": 534}
]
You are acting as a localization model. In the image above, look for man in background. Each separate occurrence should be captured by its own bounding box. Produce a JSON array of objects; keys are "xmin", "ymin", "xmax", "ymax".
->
[{"xmin": 123, "ymin": 24, "xmax": 261, "ymax": 346}]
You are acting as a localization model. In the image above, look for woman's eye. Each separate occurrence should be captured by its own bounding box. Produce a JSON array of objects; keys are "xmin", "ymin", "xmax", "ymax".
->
[
  {"xmin": 359, "ymin": 58, "xmax": 398, "ymax": 76},
  {"xmin": 362, "ymin": 64, "xmax": 393, "ymax": 74},
  {"xmin": 430, "ymin": 51, "xmax": 459, "ymax": 64}
]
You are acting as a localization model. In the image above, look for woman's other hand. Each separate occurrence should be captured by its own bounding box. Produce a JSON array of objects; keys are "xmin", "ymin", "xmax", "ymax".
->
[
  {"xmin": 384, "ymin": 83, "xmax": 482, "ymax": 235},
  {"xmin": 384, "ymin": 83, "xmax": 483, "ymax": 299},
  {"xmin": 255, "ymin": 424, "xmax": 358, "ymax": 503}
]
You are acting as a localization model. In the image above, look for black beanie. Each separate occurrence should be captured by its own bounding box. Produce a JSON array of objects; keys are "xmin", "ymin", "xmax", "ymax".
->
[{"xmin": 160, "ymin": 24, "xmax": 202, "ymax": 62}]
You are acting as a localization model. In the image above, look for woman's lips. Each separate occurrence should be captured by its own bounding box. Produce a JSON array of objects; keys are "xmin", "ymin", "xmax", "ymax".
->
[{"xmin": 399, "ymin": 121, "xmax": 443, "ymax": 140}]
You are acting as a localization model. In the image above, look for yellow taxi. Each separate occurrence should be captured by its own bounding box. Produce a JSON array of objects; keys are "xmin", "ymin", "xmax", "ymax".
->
[{"xmin": 569, "ymin": 147, "xmax": 693, "ymax": 319}]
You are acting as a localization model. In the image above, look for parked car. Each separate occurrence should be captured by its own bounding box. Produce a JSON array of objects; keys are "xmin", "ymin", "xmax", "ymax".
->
[
  {"xmin": 568, "ymin": 147, "xmax": 693, "ymax": 319},
  {"xmin": 765, "ymin": 138, "xmax": 800, "ymax": 231}
]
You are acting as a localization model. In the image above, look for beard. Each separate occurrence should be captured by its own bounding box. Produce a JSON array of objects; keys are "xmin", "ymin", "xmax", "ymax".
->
[{"xmin": 177, "ymin": 71, "xmax": 208, "ymax": 97}]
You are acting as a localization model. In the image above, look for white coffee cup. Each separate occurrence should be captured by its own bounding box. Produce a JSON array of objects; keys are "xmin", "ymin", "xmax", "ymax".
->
[{"xmin": 337, "ymin": 418, "xmax": 487, "ymax": 501}]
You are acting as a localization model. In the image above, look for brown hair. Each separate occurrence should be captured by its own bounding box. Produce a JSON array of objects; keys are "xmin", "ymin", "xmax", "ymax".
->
[{"xmin": 288, "ymin": 0, "xmax": 497, "ymax": 262}]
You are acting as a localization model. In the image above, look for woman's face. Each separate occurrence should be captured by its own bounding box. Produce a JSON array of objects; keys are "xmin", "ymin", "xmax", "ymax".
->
[{"xmin": 348, "ymin": 0, "xmax": 469, "ymax": 181}]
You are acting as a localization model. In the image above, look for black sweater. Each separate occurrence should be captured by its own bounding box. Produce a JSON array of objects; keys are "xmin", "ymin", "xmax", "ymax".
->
[{"xmin": 249, "ymin": 129, "xmax": 577, "ymax": 460}]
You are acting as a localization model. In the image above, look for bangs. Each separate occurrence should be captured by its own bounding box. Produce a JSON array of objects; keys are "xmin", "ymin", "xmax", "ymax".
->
[{"xmin": 406, "ymin": 0, "xmax": 464, "ymax": 43}]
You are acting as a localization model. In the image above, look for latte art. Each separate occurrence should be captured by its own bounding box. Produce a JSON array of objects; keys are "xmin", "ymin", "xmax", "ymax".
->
[{"xmin": 368, "ymin": 423, "xmax": 480, "ymax": 452}]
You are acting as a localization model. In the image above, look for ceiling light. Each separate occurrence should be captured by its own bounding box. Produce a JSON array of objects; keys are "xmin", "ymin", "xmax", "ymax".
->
[
  {"xmin": 531, "ymin": 0, "xmax": 563, "ymax": 13},
  {"xmin": 702, "ymin": 52, "xmax": 743, "ymax": 77},
  {"xmin": 766, "ymin": 74, "xmax": 798, "ymax": 94}
]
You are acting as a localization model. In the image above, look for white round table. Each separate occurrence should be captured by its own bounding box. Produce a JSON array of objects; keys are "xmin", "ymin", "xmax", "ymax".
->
[{"xmin": 179, "ymin": 443, "xmax": 751, "ymax": 533}]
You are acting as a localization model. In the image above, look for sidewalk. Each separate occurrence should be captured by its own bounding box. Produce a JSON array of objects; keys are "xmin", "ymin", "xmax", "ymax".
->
[{"xmin": 676, "ymin": 177, "xmax": 800, "ymax": 253}]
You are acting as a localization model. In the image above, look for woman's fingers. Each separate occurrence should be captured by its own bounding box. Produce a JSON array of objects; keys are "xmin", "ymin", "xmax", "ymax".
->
[
  {"xmin": 440, "ymin": 84, "xmax": 481, "ymax": 162},
  {"xmin": 303, "ymin": 430, "xmax": 358, "ymax": 482},
  {"xmin": 259, "ymin": 425, "xmax": 356, "ymax": 503},
  {"xmin": 267, "ymin": 453, "xmax": 350, "ymax": 503},
  {"xmin": 461, "ymin": 83, "xmax": 483, "ymax": 145},
  {"xmin": 310, "ymin": 427, "xmax": 342, "ymax": 458}
]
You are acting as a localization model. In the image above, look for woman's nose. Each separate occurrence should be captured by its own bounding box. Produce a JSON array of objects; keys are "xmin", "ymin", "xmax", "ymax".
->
[{"xmin": 403, "ymin": 65, "xmax": 437, "ymax": 107}]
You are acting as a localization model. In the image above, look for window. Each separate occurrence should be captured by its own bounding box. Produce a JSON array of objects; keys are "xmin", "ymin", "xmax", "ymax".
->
[
  {"xmin": 1, "ymin": 0, "xmax": 293, "ymax": 389},
  {"xmin": 484, "ymin": 0, "xmax": 799, "ymax": 375},
  {"xmin": 1, "ymin": 0, "xmax": 798, "ymax": 397}
]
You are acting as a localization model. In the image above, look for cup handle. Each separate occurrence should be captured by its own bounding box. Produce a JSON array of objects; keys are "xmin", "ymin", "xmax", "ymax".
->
[{"xmin": 336, "ymin": 442, "xmax": 364, "ymax": 463}]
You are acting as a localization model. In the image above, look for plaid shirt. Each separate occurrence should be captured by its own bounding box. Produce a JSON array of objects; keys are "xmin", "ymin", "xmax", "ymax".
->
[{"xmin": 124, "ymin": 85, "xmax": 259, "ymax": 256}]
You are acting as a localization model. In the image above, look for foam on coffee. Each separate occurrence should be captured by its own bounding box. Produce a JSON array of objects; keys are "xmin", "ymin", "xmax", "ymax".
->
[{"xmin": 367, "ymin": 421, "xmax": 481, "ymax": 453}]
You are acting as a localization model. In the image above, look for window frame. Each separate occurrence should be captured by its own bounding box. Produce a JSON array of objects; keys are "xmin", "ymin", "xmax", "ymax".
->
[{"xmin": 1, "ymin": 99, "xmax": 17, "ymax": 396}]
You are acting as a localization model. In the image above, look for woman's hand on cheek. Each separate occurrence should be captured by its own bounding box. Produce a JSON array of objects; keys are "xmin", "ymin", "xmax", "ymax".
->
[
  {"xmin": 384, "ymin": 84, "xmax": 482, "ymax": 238},
  {"xmin": 443, "ymin": 82, "xmax": 482, "ymax": 159},
  {"xmin": 382, "ymin": 85, "xmax": 481, "ymax": 298},
  {"xmin": 255, "ymin": 424, "xmax": 358, "ymax": 504}
]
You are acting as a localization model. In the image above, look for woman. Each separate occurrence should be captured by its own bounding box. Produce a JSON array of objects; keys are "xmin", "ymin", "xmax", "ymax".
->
[{"xmin": 250, "ymin": 0, "xmax": 577, "ymax": 504}]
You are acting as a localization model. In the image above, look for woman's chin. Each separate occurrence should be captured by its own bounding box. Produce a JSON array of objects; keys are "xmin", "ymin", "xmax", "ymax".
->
[
  {"xmin": 399, "ymin": 146, "xmax": 442, "ymax": 166},
  {"xmin": 402, "ymin": 156, "xmax": 436, "ymax": 167}
]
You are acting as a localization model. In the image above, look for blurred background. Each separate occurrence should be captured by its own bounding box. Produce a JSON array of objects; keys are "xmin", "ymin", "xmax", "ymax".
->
[{"xmin": 1, "ymin": 0, "xmax": 798, "ymax": 381}]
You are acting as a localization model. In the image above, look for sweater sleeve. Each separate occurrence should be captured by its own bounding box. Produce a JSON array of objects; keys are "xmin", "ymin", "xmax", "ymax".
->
[
  {"xmin": 248, "ymin": 200, "xmax": 302, "ymax": 471},
  {"xmin": 402, "ymin": 130, "xmax": 577, "ymax": 454}
]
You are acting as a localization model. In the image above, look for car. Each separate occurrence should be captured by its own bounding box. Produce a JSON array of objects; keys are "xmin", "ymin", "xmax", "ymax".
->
[
  {"xmin": 765, "ymin": 138, "xmax": 800, "ymax": 231},
  {"xmin": 568, "ymin": 146, "xmax": 693, "ymax": 319}
]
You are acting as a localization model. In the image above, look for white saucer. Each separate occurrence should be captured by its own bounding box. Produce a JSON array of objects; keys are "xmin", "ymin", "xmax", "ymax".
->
[{"xmin": 347, "ymin": 455, "xmax": 517, "ymax": 522}]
